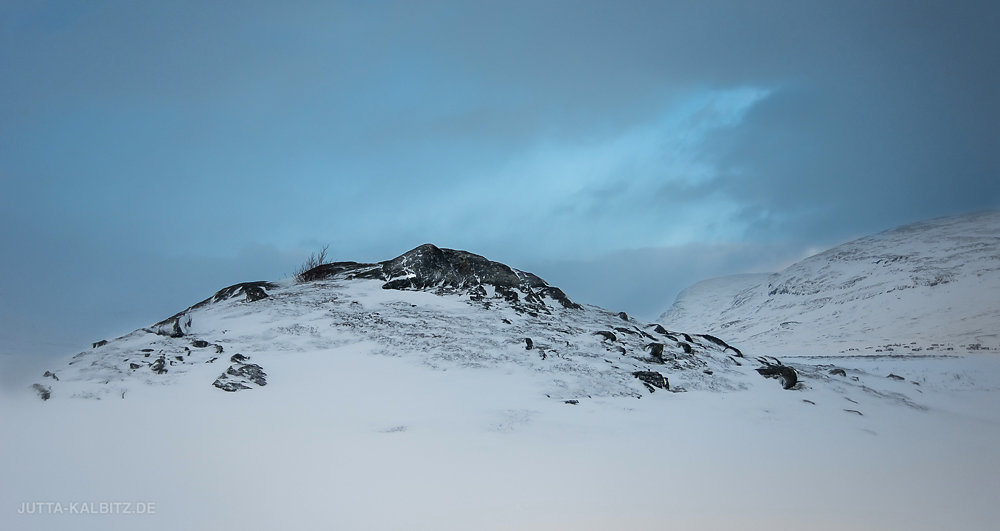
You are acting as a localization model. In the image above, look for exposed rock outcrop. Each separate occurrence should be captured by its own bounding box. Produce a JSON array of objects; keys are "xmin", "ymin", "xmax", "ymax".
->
[
  {"xmin": 632, "ymin": 371, "xmax": 669, "ymax": 392},
  {"xmin": 298, "ymin": 244, "xmax": 582, "ymax": 313},
  {"xmin": 213, "ymin": 363, "xmax": 267, "ymax": 392},
  {"xmin": 756, "ymin": 358, "xmax": 798, "ymax": 389}
]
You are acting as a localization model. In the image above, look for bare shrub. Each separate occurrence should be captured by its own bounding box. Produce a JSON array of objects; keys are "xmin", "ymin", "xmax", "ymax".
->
[{"xmin": 294, "ymin": 244, "xmax": 329, "ymax": 282}]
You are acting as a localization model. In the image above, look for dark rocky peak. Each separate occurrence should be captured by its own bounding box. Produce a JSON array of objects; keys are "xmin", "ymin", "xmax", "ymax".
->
[
  {"xmin": 301, "ymin": 244, "xmax": 581, "ymax": 313},
  {"xmin": 380, "ymin": 244, "xmax": 537, "ymax": 290}
]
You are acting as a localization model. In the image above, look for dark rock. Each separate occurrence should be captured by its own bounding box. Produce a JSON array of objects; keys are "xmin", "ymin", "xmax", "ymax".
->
[
  {"xmin": 144, "ymin": 352, "xmax": 151, "ymax": 358},
  {"xmin": 632, "ymin": 371, "xmax": 669, "ymax": 392},
  {"xmin": 594, "ymin": 331, "xmax": 617, "ymax": 342},
  {"xmin": 650, "ymin": 324, "xmax": 669, "ymax": 335},
  {"xmin": 92, "ymin": 340, "xmax": 107, "ymax": 348},
  {"xmin": 213, "ymin": 379, "xmax": 251, "ymax": 392},
  {"xmin": 207, "ymin": 357, "xmax": 218, "ymax": 363},
  {"xmin": 129, "ymin": 363, "xmax": 141, "ymax": 370},
  {"xmin": 502, "ymin": 319, "xmax": 512, "ymax": 324},
  {"xmin": 844, "ymin": 409, "xmax": 864, "ymax": 416},
  {"xmin": 678, "ymin": 342, "xmax": 692, "ymax": 354},
  {"xmin": 496, "ymin": 286, "xmax": 519, "ymax": 304},
  {"xmin": 536, "ymin": 286, "xmax": 581, "ymax": 310},
  {"xmin": 225, "ymin": 363, "xmax": 267, "ymax": 386},
  {"xmin": 382, "ymin": 278, "xmax": 412, "ymax": 290},
  {"xmin": 213, "ymin": 344, "xmax": 224, "ymax": 353},
  {"xmin": 213, "ymin": 363, "xmax": 268, "ymax": 391},
  {"xmin": 564, "ymin": 400, "xmax": 579, "ymax": 405},
  {"xmin": 191, "ymin": 340, "xmax": 209, "ymax": 348},
  {"xmin": 140, "ymin": 348, "xmax": 154, "ymax": 352},
  {"xmin": 613, "ymin": 327, "xmax": 636, "ymax": 335},
  {"xmin": 174, "ymin": 356, "xmax": 184, "ymax": 362},
  {"xmin": 887, "ymin": 373, "xmax": 905, "ymax": 381},
  {"xmin": 680, "ymin": 333, "xmax": 692, "ymax": 343},
  {"xmin": 205, "ymin": 281, "xmax": 277, "ymax": 303},
  {"xmin": 646, "ymin": 343, "xmax": 665, "ymax": 363},
  {"xmin": 296, "ymin": 261, "xmax": 375, "ymax": 282},
  {"xmin": 243, "ymin": 285, "xmax": 269, "ymax": 302},
  {"xmin": 638, "ymin": 329, "xmax": 657, "ymax": 340},
  {"xmin": 756, "ymin": 360, "xmax": 797, "ymax": 389},
  {"xmin": 524, "ymin": 338, "xmax": 533, "ymax": 350},
  {"xmin": 617, "ymin": 311, "xmax": 629, "ymax": 321},
  {"xmin": 168, "ymin": 319, "xmax": 184, "ymax": 338},
  {"xmin": 829, "ymin": 368, "xmax": 847, "ymax": 377},
  {"xmin": 32, "ymin": 383, "xmax": 51, "ymax": 401},
  {"xmin": 299, "ymin": 244, "xmax": 582, "ymax": 311},
  {"xmin": 469, "ymin": 284, "xmax": 488, "ymax": 301},
  {"xmin": 803, "ymin": 399, "xmax": 816, "ymax": 405},
  {"xmin": 42, "ymin": 371, "xmax": 59, "ymax": 381},
  {"xmin": 697, "ymin": 334, "xmax": 743, "ymax": 357},
  {"xmin": 703, "ymin": 369, "xmax": 713, "ymax": 375},
  {"xmin": 151, "ymin": 358, "xmax": 167, "ymax": 374},
  {"xmin": 230, "ymin": 354, "xmax": 249, "ymax": 363}
]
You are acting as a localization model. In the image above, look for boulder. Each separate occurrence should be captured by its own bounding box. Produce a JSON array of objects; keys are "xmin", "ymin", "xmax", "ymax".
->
[
  {"xmin": 756, "ymin": 360, "xmax": 798, "ymax": 389},
  {"xmin": 632, "ymin": 371, "xmax": 669, "ymax": 392},
  {"xmin": 646, "ymin": 343, "xmax": 665, "ymax": 363},
  {"xmin": 594, "ymin": 331, "xmax": 617, "ymax": 342}
]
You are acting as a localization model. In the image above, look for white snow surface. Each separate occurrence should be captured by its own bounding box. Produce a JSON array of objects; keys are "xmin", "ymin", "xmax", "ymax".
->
[
  {"xmin": 3, "ymin": 239, "xmax": 1000, "ymax": 530},
  {"xmin": 661, "ymin": 211, "xmax": 1000, "ymax": 357}
]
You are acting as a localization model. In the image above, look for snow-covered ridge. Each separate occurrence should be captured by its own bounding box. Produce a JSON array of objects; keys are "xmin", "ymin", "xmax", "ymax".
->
[{"xmin": 660, "ymin": 211, "xmax": 1000, "ymax": 356}]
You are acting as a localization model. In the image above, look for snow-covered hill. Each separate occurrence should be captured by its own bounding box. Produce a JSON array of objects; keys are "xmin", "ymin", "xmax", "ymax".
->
[
  {"xmin": 660, "ymin": 211, "xmax": 1000, "ymax": 357},
  {"xmin": 37, "ymin": 244, "xmax": 785, "ymax": 401}
]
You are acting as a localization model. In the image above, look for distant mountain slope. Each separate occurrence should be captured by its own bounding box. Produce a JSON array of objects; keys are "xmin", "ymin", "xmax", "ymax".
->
[{"xmin": 660, "ymin": 211, "xmax": 1000, "ymax": 356}]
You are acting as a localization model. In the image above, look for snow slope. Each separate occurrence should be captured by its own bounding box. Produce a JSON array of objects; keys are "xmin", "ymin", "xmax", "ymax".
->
[
  {"xmin": 661, "ymin": 211, "xmax": 1000, "ymax": 357},
  {"xmin": 4, "ymin": 242, "xmax": 1000, "ymax": 530}
]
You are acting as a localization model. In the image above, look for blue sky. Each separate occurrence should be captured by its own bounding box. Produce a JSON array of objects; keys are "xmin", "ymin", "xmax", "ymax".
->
[{"xmin": 1, "ymin": 0, "xmax": 998, "ymax": 361}]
